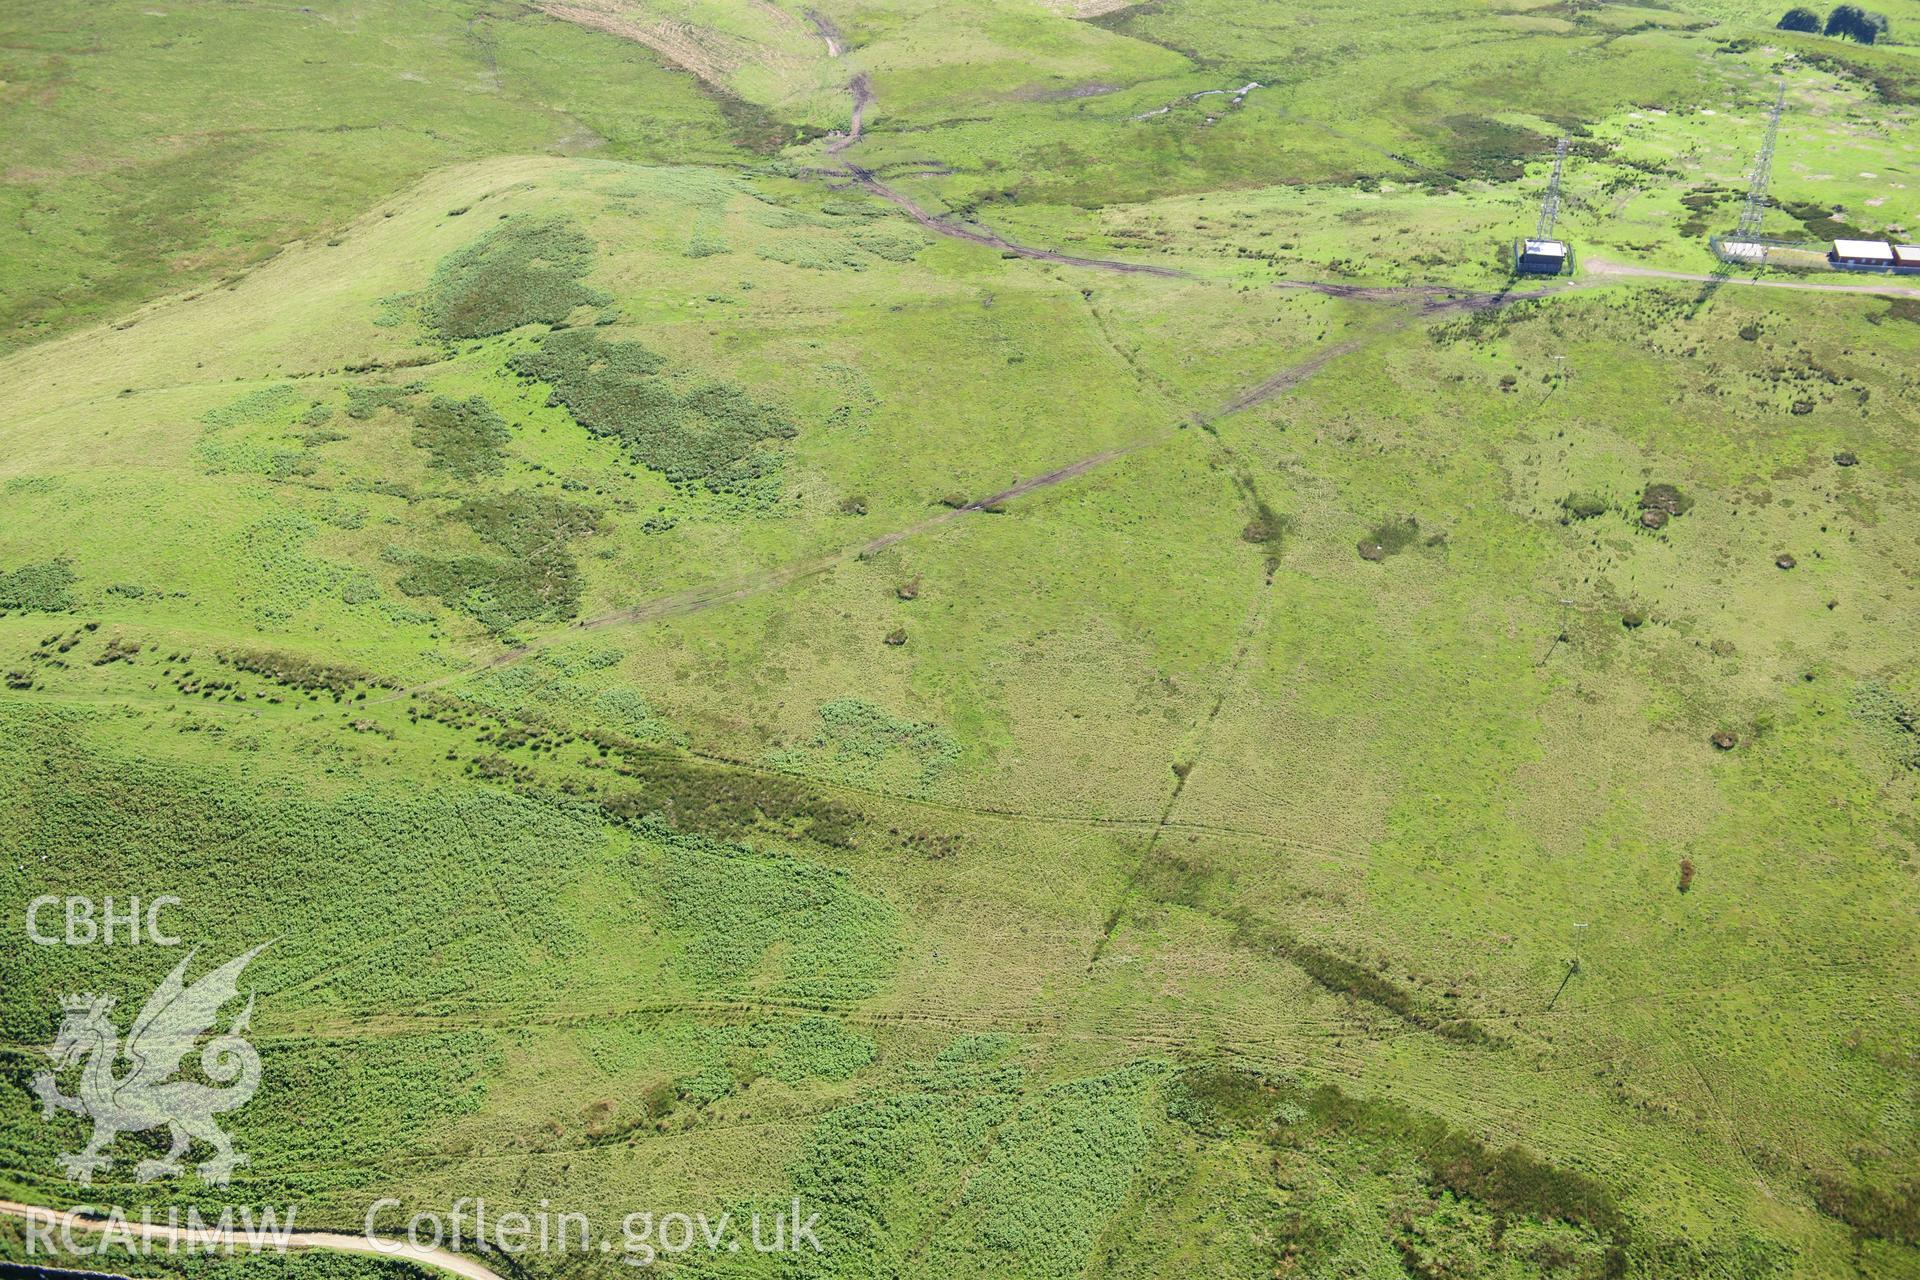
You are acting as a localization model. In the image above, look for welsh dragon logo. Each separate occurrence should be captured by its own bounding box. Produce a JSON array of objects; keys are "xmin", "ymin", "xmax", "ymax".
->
[{"xmin": 32, "ymin": 945, "xmax": 267, "ymax": 1186}]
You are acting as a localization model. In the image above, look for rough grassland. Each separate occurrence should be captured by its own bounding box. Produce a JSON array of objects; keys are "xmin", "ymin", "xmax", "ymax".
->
[{"xmin": 3, "ymin": 1, "xmax": 1920, "ymax": 1278}]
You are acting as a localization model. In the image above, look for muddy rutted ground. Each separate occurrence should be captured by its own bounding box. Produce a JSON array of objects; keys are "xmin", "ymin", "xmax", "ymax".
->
[
  {"xmin": 826, "ymin": 72, "xmax": 874, "ymax": 154},
  {"xmin": 805, "ymin": 6, "xmax": 845, "ymax": 56}
]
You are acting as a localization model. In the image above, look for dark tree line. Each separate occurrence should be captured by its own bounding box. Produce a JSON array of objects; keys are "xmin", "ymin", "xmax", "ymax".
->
[{"xmin": 1778, "ymin": 4, "xmax": 1891, "ymax": 42}]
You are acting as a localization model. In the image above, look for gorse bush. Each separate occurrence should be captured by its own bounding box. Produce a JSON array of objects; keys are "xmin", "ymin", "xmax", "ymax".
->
[
  {"xmin": 509, "ymin": 329, "xmax": 796, "ymax": 493},
  {"xmin": 410, "ymin": 395, "xmax": 511, "ymax": 478},
  {"xmin": 423, "ymin": 214, "xmax": 609, "ymax": 339}
]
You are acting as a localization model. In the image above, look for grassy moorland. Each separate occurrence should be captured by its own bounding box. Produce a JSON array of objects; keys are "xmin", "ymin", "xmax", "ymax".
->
[{"xmin": 2, "ymin": 1, "xmax": 1919, "ymax": 1279}]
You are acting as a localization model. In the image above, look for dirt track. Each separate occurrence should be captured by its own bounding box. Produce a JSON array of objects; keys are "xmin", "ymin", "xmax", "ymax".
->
[
  {"xmin": 803, "ymin": 7, "xmax": 843, "ymax": 56},
  {"xmin": 0, "ymin": 1201, "xmax": 506, "ymax": 1280},
  {"xmin": 1581, "ymin": 256, "xmax": 1920, "ymax": 300},
  {"xmin": 1272, "ymin": 279, "xmax": 1569, "ymax": 310},
  {"xmin": 825, "ymin": 73, "xmax": 872, "ymax": 154}
]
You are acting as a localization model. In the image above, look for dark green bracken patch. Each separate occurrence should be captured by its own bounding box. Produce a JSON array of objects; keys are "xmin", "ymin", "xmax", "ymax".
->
[
  {"xmin": 1780, "ymin": 199, "xmax": 1865, "ymax": 242},
  {"xmin": 0, "ymin": 560, "xmax": 77, "ymax": 613},
  {"xmin": 396, "ymin": 493, "xmax": 599, "ymax": 630},
  {"xmin": 1560, "ymin": 493, "xmax": 1608, "ymax": 520},
  {"xmin": 410, "ymin": 395, "xmax": 512, "ymax": 478},
  {"xmin": 601, "ymin": 755, "xmax": 860, "ymax": 849},
  {"xmin": 508, "ymin": 329, "xmax": 797, "ymax": 493},
  {"xmin": 1167, "ymin": 1066, "xmax": 1628, "ymax": 1274},
  {"xmin": 422, "ymin": 214, "xmax": 610, "ymax": 340},
  {"xmin": 1434, "ymin": 115, "xmax": 1548, "ymax": 185},
  {"xmin": 1232, "ymin": 916, "xmax": 1498, "ymax": 1046},
  {"xmin": 1814, "ymin": 1173, "xmax": 1920, "ymax": 1246},
  {"xmin": 1679, "ymin": 187, "xmax": 1739, "ymax": 237}
]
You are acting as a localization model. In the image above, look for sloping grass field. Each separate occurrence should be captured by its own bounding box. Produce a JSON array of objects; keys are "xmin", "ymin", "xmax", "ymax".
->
[{"xmin": 2, "ymin": 0, "xmax": 1919, "ymax": 1277}]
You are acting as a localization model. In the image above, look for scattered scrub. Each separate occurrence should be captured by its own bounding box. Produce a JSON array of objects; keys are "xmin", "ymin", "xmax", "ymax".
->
[
  {"xmin": 221, "ymin": 649, "xmax": 393, "ymax": 697},
  {"xmin": 767, "ymin": 698, "xmax": 960, "ymax": 792}
]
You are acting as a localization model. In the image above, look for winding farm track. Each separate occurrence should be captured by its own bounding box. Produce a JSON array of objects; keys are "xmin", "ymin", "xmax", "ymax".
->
[
  {"xmin": 0, "ymin": 1202, "xmax": 505, "ymax": 1280},
  {"xmin": 797, "ymin": 6, "xmax": 1189, "ymax": 277},
  {"xmin": 844, "ymin": 167, "xmax": 1190, "ymax": 277}
]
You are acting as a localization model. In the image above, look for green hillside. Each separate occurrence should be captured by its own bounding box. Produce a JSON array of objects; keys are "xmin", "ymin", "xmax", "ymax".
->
[{"xmin": 3, "ymin": 1, "xmax": 1919, "ymax": 1278}]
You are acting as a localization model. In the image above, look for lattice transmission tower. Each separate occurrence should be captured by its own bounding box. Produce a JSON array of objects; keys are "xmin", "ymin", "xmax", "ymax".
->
[
  {"xmin": 1536, "ymin": 135, "xmax": 1569, "ymax": 241},
  {"xmin": 1737, "ymin": 82, "xmax": 1788, "ymax": 238}
]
